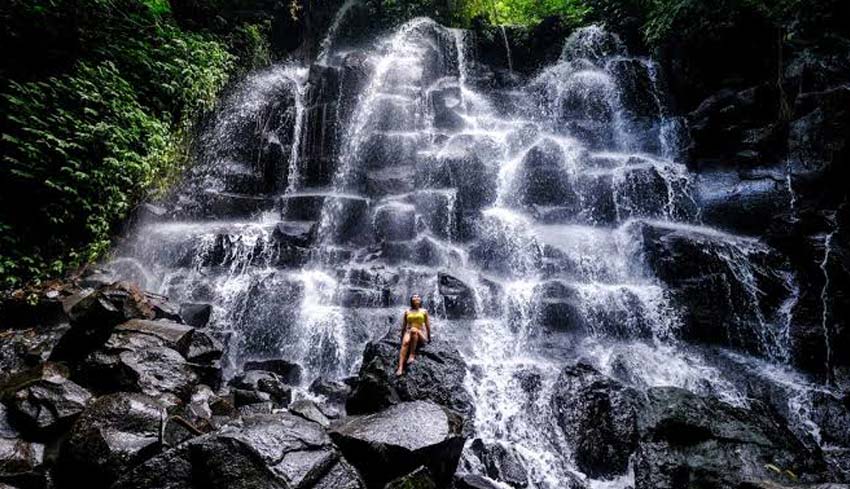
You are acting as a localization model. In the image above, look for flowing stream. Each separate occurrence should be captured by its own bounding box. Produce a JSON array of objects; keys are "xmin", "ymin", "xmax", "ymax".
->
[{"xmin": 111, "ymin": 17, "xmax": 846, "ymax": 488}]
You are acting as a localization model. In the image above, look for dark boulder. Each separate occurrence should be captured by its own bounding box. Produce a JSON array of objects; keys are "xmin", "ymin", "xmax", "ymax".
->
[
  {"xmin": 309, "ymin": 377, "xmax": 351, "ymax": 418},
  {"xmin": 243, "ymin": 359, "xmax": 303, "ymax": 386},
  {"xmin": 533, "ymin": 280, "xmax": 585, "ymax": 333},
  {"xmin": 110, "ymin": 441, "xmax": 194, "ymax": 489},
  {"xmin": 179, "ymin": 303, "xmax": 213, "ymax": 328},
  {"xmin": 330, "ymin": 401, "xmax": 465, "ymax": 488},
  {"xmin": 228, "ymin": 370, "xmax": 292, "ymax": 408},
  {"xmin": 147, "ymin": 295, "xmax": 183, "ymax": 322},
  {"xmin": 114, "ymin": 412, "xmax": 364, "ymax": 489},
  {"xmin": 633, "ymin": 387, "xmax": 828, "ymax": 489},
  {"xmin": 469, "ymin": 439, "xmax": 529, "ymax": 488},
  {"xmin": 56, "ymin": 393, "xmax": 166, "ymax": 489},
  {"xmin": 0, "ymin": 323, "xmax": 70, "ymax": 384},
  {"xmin": 419, "ymin": 150, "xmax": 498, "ymax": 215},
  {"xmin": 633, "ymin": 220, "xmax": 793, "ymax": 358},
  {"xmin": 78, "ymin": 326, "xmax": 203, "ymax": 405},
  {"xmin": 437, "ymin": 273, "xmax": 476, "ymax": 319},
  {"xmin": 186, "ymin": 329, "xmax": 224, "ymax": 364},
  {"xmin": 809, "ymin": 391, "xmax": 850, "ymax": 448},
  {"xmin": 289, "ymin": 399, "xmax": 330, "ymax": 428},
  {"xmin": 53, "ymin": 282, "xmax": 161, "ymax": 360},
  {"xmin": 686, "ymin": 84, "xmax": 786, "ymax": 169},
  {"xmin": 310, "ymin": 377, "xmax": 351, "ymax": 402},
  {"xmin": 0, "ymin": 404, "xmax": 46, "ymax": 489},
  {"xmin": 346, "ymin": 336, "xmax": 474, "ymax": 426},
  {"xmin": 509, "ymin": 138, "xmax": 576, "ymax": 209},
  {"xmin": 66, "ymin": 282, "xmax": 156, "ymax": 325},
  {"xmin": 1, "ymin": 362, "xmax": 91, "ymax": 436},
  {"xmin": 694, "ymin": 168, "xmax": 793, "ymax": 236},
  {"xmin": 551, "ymin": 363, "xmax": 639, "ymax": 479},
  {"xmin": 788, "ymin": 86, "xmax": 850, "ymax": 179},
  {"xmin": 113, "ymin": 319, "xmax": 194, "ymax": 356},
  {"xmin": 374, "ymin": 203, "xmax": 416, "ymax": 242}
]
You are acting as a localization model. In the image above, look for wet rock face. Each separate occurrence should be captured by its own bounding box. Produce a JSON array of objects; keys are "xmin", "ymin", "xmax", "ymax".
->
[
  {"xmin": 437, "ymin": 273, "xmax": 477, "ymax": 319},
  {"xmin": 56, "ymin": 393, "xmax": 166, "ymax": 489},
  {"xmin": 228, "ymin": 369, "xmax": 292, "ymax": 408},
  {"xmin": 1, "ymin": 362, "xmax": 92, "ymax": 436},
  {"xmin": 346, "ymin": 335, "xmax": 474, "ymax": 425},
  {"xmin": 330, "ymin": 401, "xmax": 465, "ymax": 488},
  {"xmin": 0, "ymin": 323, "xmax": 70, "ymax": 384},
  {"xmin": 509, "ymin": 138, "xmax": 576, "ymax": 209},
  {"xmin": 243, "ymin": 358, "xmax": 303, "ymax": 385},
  {"xmin": 633, "ymin": 387, "xmax": 828, "ymax": 489},
  {"xmin": 179, "ymin": 303, "xmax": 213, "ymax": 328},
  {"xmin": 687, "ymin": 84, "xmax": 786, "ymax": 170},
  {"xmin": 0, "ymin": 403, "xmax": 46, "ymax": 488},
  {"xmin": 469, "ymin": 439, "xmax": 529, "ymax": 488},
  {"xmin": 114, "ymin": 412, "xmax": 364, "ymax": 489},
  {"xmin": 635, "ymin": 220, "xmax": 793, "ymax": 358},
  {"xmin": 551, "ymin": 363, "xmax": 639, "ymax": 479},
  {"xmin": 79, "ymin": 327, "xmax": 204, "ymax": 405}
]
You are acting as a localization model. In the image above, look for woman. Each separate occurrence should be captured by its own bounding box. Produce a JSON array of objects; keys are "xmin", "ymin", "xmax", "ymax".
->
[{"xmin": 396, "ymin": 294, "xmax": 431, "ymax": 376}]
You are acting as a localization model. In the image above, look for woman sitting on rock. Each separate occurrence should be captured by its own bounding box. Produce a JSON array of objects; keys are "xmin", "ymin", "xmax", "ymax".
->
[{"xmin": 396, "ymin": 294, "xmax": 431, "ymax": 376}]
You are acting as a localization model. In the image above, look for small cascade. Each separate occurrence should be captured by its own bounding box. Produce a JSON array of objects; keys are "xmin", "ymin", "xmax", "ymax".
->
[
  {"xmin": 316, "ymin": 0, "xmax": 360, "ymax": 64},
  {"xmin": 282, "ymin": 69, "xmax": 309, "ymax": 196},
  {"xmin": 499, "ymin": 25, "xmax": 514, "ymax": 73},
  {"xmin": 819, "ymin": 213, "xmax": 836, "ymax": 381}
]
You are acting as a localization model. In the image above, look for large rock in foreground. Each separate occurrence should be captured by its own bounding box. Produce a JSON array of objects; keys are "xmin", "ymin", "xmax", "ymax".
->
[
  {"xmin": 330, "ymin": 401, "xmax": 465, "ymax": 489},
  {"xmin": 346, "ymin": 336, "xmax": 474, "ymax": 426},
  {"xmin": 56, "ymin": 392, "xmax": 166, "ymax": 489},
  {"xmin": 634, "ymin": 387, "xmax": 828, "ymax": 489},
  {"xmin": 0, "ymin": 403, "xmax": 47, "ymax": 488},
  {"xmin": 114, "ymin": 412, "xmax": 364, "ymax": 489},
  {"xmin": 1, "ymin": 362, "xmax": 92, "ymax": 436}
]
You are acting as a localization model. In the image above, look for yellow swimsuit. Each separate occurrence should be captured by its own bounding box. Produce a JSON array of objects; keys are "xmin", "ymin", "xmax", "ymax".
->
[{"xmin": 406, "ymin": 309, "xmax": 427, "ymax": 334}]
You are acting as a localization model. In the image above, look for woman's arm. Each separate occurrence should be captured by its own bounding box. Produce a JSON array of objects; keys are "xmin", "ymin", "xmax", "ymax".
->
[
  {"xmin": 425, "ymin": 311, "xmax": 431, "ymax": 342},
  {"xmin": 400, "ymin": 311, "xmax": 407, "ymax": 341}
]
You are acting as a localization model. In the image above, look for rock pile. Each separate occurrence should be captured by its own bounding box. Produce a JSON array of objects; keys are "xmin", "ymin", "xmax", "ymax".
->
[{"xmin": 0, "ymin": 279, "xmax": 472, "ymax": 489}]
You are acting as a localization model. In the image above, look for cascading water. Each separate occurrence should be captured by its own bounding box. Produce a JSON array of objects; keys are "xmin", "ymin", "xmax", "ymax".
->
[{"xmin": 111, "ymin": 15, "xmax": 849, "ymax": 488}]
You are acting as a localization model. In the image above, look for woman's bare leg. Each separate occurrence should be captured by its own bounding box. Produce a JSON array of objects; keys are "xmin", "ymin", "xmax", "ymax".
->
[
  {"xmin": 408, "ymin": 331, "xmax": 420, "ymax": 364},
  {"xmin": 396, "ymin": 331, "xmax": 411, "ymax": 376}
]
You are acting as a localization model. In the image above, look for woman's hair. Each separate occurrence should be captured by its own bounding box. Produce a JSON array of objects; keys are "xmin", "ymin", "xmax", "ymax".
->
[{"xmin": 410, "ymin": 295, "xmax": 421, "ymax": 308}]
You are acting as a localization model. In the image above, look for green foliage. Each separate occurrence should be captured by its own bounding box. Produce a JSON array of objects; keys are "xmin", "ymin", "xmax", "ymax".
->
[
  {"xmin": 455, "ymin": 0, "xmax": 591, "ymax": 26},
  {"xmin": 453, "ymin": 0, "xmax": 821, "ymax": 42},
  {"xmin": 227, "ymin": 22, "xmax": 273, "ymax": 74},
  {"xmin": 0, "ymin": 0, "xmax": 237, "ymax": 288},
  {"xmin": 594, "ymin": 0, "xmax": 816, "ymax": 46},
  {"xmin": 144, "ymin": 0, "xmax": 172, "ymax": 15}
]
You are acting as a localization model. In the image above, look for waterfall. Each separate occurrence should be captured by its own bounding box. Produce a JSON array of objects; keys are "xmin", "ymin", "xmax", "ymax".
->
[
  {"xmin": 109, "ymin": 16, "xmax": 842, "ymax": 488},
  {"xmin": 819, "ymin": 215, "xmax": 836, "ymax": 381},
  {"xmin": 316, "ymin": 0, "xmax": 360, "ymax": 64},
  {"xmin": 499, "ymin": 26, "xmax": 514, "ymax": 73}
]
